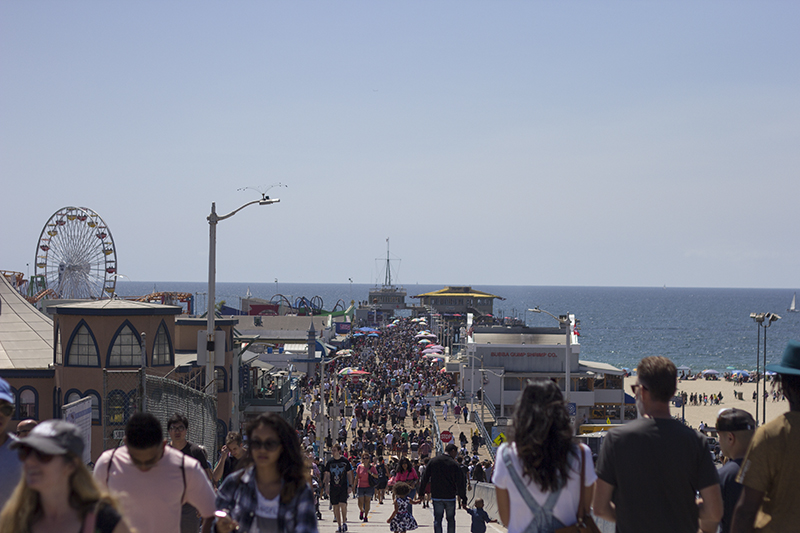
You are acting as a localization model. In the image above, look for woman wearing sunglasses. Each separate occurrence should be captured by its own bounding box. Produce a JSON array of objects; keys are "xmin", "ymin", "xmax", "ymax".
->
[
  {"xmin": 0, "ymin": 419, "xmax": 132, "ymax": 533},
  {"xmin": 215, "ymin": 413, "xmax": 318, "ymax": 533}
]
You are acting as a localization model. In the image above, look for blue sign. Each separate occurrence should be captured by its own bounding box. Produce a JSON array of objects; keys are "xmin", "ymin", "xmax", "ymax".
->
[{"xmin": 567, "ymin": 402, "xmax": 577, "ymax": 416}]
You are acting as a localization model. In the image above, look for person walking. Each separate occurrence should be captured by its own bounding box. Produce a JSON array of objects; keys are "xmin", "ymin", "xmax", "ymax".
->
[
  {"xmin": 324, "ymin": 443, "xmax": 354, "ymax": 533},
  {"xmin": 0, "ymin": 377, "xmax": 22, "ymax": 509},
  {"xmin": 593, "ymin": 356, "xmax": 722, "ymax": 533},
  {"xmin": 713, "ymin": 408, "xmax": 755, "ymax": 533},
  {"xmin": 493, "ymin": 379, "xmax": 596, "ymax": 532},
  {"xmin": 167, "ymin": 413, "xmax": 212, "ymax": 533},
  {"xmin": 416, "ymin": 443, "xmax": 466, "ymax": 533},
  {"xmin": 732, "ymin": 340, "xmax": 800, "ymax": 533},
  {"xmin": 354, "ymin": 453, "xmax": 378, "ymax": 522},
  {"xmin": 214, "ymin": 413, "xmax": 318, "ymax": 533},
  {"xmin": 94, "ymin": 412, "xmax": 217, "ymax": 533},
  {"xmin": 0, "ymin": 419, "xmax": 132, "ymax": 533},
  {"xmin": 388, "ymin": 482, "xmax": 418, "ymax": 533}
]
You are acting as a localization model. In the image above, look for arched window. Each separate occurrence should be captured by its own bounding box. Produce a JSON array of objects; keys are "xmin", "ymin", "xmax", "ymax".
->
[
  {"xmin": 86, "ymin": 391, "xmax": 101, "ymax": 424},
  {"xmin": 65, "ymin": 390, "xmax": 82, "ymax": 405},
  {"xmin": 66, "ymin": 322, "xmax": 99, "ymax": 366},
  {"xmin": 215, "ymin": 367, "xmax": 227, "ymax": 393},
  {"xmin": 108, "ymin": 322, "xmax": 142, "ymax": 367},
  {"xmin": 19, "ymin": 388, "xmax": 37, "ymax": 419},
  {"xmin": 152, "ymin": 322, "xmax": 173, "ymax": 366}
]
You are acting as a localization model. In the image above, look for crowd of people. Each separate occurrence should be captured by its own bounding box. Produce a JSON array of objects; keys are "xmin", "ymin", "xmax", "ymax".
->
[{"xmin": 1, "ymin": 325, "xmax": 799, "ymax": 533}]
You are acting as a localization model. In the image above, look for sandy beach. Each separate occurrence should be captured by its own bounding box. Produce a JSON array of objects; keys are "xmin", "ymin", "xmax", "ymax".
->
[{"xmin": 622, "ymin": 375, "xmax": 788, "ymax": 431}]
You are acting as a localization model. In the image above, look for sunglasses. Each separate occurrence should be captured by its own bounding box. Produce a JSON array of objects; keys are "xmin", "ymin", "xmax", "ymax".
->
[
  {"xmin": 630, "ymin": 382, "xmax": 649, "ymax": 394},
  {"xmin": 168, "ymin": 426, "xmax": 186, "ymax": 432},
  {"xmin": 249, "ymin": 438, "xmax": 281, "ymax": 452},
  {"xmin": 0, "ymin": 403, "xmax": 13, "ymax": 417},
  {"xmin": 17, "ymin": 446, "xmax": 56, "ymax": 464}
]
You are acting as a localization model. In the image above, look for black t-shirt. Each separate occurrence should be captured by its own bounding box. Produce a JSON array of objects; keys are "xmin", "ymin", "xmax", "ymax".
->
[
  {"xmin": 180, "ymin": 442, "xmax": 209, "ymax": 470},
  {"xmin": 718, "ymin": 458, "xmax": 744, "ymax": 533},
  {"xmin": 596, "ymin": 418, "xmax": 720, "ymax": 533},
  {"xmin": 222, "ymin": 454, "xmax": 244, "ymax": 481},
  {"xmin": 88, "ymin": 502, "xmax": 122, "ymax": 533},
  {"xmin": 324, "ymin": 457, "xmax": 352, "ymax": 492}
]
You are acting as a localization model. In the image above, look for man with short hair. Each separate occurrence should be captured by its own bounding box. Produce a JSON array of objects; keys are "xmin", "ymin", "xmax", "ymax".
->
[
  {"xmin": 212, "ymin": 431, "xmax": 246, "ymax": 485},
  {"xmin": 732, "ymin": 340, "xmax": 800, "ymax": 533},
  {"xmin": 593, "ymin": 356, "xmax": 723, "ymax": 533},
  {"xmin": 715, "ymin": 408, "xmax": 756, "ymax": 533},
  {"xmin": 416, "ymin": 443, "xmax": 467, "ymax": 533},
  {"xmin": 324, "ymin": 443, "xmax": 354, "ymax": 533},
  {"xmin": 15, "ymin": 419, "xmax": 37, "ymax": 438},
  {"xmin": 168, "ymin": 413, "xmax": 212, "ymax": 533},
  {"xmin": 0, "ymin": 377, "xmax": 22, "ymax": 508},
  {"xmin": 94, "ymin": 412, "xmax": 216, "ymax": 533}
]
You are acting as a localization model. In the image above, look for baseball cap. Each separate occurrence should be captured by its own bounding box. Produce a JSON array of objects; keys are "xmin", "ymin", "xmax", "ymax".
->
[
  {"xmin": 716, "ymin": 408, "xmax": 756, "ymax": 432},
  {"xmin": 0, "ymin": 377, "xmax": 13, "ymax": 404},
  {"xmin": 765, "ymin": 340, "xmax": 800, "ymax": 376},
  {"xmin": 11, "ymin": 419, "xmax": 85, "ymax": 457}
]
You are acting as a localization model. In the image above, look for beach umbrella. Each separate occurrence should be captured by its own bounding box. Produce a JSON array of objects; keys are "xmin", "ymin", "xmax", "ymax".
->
[
  {"xmin": 439, "ymin": 367, "xmax": 447, "ymax": 373},
  {"xmin": 701, "ymin": 369, "xmax": 719, "ymax": 376},
  {"xmin": 353, "ymin": 333, "xmax": 364, "ymax": 337},
  {"xmin": 726, "ymin": 366, "xmax": 737, "ymax": 370},
  {"xmin": 336, "ymin": 349, "xmax": 354, "ymax": 356},
  {"xmin": 731, "ymin": 370, "xmax": 750, "ymax": 377},
  {"xmin": 338, "ymin": 367, "xmax": 370, "ymax": 376},
  {"xmin": 427, "ymin": 344, "xmax": 444, "ymax": 350},
  {"xmin": 421, "ymin": 348, "xmax": 439, "ymax": 354},
  {"xmin": 418, "ymin": 339, "xmax": 431, "ymax": 345},
  {"xmin": 368, "ymin": 333, "xmax": 379, "ymax": 337},
  {"xmin": 676, "ymin": 365, "xmax": 691, "ymax": 371}
]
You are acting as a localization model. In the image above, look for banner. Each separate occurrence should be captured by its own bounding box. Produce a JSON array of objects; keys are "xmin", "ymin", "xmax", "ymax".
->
[
  {"xmin": 335, "ymin": 322, "xmax": 352, "ymax": 335},
  {"xmin": 63, "ymin": 396, "xmax": 92, "ymax": 464}
]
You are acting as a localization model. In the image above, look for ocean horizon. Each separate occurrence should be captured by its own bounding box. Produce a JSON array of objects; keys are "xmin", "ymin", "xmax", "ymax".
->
[{"xmin": 114, "ymin": 281, "xmax": 800, "ymax": 374}]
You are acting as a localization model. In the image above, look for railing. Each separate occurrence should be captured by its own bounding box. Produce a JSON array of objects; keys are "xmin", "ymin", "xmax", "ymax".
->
[
  {"xmin": 473, "ymin": 411, "xmax": 496, "ymax": 461},
  {"xmin": 429, "ymin": 397, "xmax": 444, "ymax": 455},
  {"xmin": 482, "ymin": 394, "xmax": 496, "ymax": 420}
]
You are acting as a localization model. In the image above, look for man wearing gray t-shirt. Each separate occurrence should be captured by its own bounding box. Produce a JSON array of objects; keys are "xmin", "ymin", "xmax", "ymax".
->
[{"xmin": 593, "ymin": 356, "xmax": 723, "ymax": 533}]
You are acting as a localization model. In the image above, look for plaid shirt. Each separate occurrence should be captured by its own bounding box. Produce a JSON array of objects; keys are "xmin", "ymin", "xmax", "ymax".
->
[{"xmin": 216, "ymin": 466, "xmax": 318, "ymax": 533}]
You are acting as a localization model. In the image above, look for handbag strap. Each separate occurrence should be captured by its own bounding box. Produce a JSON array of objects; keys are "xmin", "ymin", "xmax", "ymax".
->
[
  {"xmin": 501, "ymin": 445, "xmax": 561, "ymax": 517},
  {"xmin": 576, "ymin": 444, "xmax": 586, "ymax": 522}
]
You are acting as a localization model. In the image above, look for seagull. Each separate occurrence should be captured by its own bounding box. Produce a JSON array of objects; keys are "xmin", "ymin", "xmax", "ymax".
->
[{"xmin": 238, "ymin": 183, "xmax": 288, "ymax": 200}]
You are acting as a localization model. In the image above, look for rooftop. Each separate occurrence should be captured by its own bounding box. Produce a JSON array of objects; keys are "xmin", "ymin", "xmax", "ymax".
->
[
  {"xmin": 411, "ymin": 286, "xmax": 505, "ymax": 300},
  {"xmin": 0, "ymin": 275, "xmax": 54, "ymax": 369}
]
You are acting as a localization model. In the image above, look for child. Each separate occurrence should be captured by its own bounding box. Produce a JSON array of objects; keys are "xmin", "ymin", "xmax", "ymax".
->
[
  {"xmin": 465, "ymin": 498, "xmax": 496, "ymax": 533},
  {"xmin": 387, "ymin": 482, "xmax": 418, "ymax": 533}
]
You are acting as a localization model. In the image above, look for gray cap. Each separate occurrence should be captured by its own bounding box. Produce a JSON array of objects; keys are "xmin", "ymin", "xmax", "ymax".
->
[{"xmin": 11, "ymin": 419, "xmax": 85, "ymax": 457}]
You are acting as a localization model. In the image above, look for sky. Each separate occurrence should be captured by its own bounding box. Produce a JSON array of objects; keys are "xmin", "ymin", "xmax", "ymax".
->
[{"xmin": 1, "ymin": 2, "xmax": 799, "ymax": 289}]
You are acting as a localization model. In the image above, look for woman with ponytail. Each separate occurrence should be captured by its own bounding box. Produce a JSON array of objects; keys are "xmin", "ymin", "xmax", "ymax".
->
[{"xmin": 492, "ymin": 379, "xmax": 596, "ymax": 533}]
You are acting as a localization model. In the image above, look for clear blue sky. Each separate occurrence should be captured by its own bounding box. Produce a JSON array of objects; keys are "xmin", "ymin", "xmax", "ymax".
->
[{"xmin": 2, "ymin": 2, "xmax": 798, "ymax": 288}]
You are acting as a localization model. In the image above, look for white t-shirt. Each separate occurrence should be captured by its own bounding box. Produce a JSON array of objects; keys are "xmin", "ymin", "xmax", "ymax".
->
[
  {"xmin": 492, "ymin": 442, "xmax": 596, "ymax": 533},
  {"xmin": 250, "ymin": 489, "xmax": 279, "ymax": 533}
]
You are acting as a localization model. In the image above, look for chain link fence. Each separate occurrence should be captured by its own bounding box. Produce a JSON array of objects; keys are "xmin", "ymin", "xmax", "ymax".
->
[
  {"xmin": 102, "ymin": 368, "xmax": 217, "ymax": 457},
  {"xmin": 146, "ymin": 373, "xmax": 217, "ymax": 457}
]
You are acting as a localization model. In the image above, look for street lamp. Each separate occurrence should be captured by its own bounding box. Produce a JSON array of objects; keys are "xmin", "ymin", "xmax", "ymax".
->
[
  {"xmin": 318, "ymin": 352, "xmax": 352, "ymax": 458},
  {"xmin": 206, "ymin": 195, "xmax": 280, "ymax": 397},
  {"xmin": 528, "ymin": 307, "xmax": 572, "ymax": 402},
  {"xmin": 463, "ymin": 353, "xmax": 504, "ymax": 422},
  {"xmin": 750, "ymin": 312, "xmax": 781, "ymax": 425}
]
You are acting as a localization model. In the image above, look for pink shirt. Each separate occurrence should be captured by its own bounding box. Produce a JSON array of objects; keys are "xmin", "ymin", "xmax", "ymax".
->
[
  {"xmin": 356, "ymin": 464, "xmax": 378, "ymax": 488},
  {"xmin": 94, "ymin": 445, "xmax": 216, "ymax": 533}
]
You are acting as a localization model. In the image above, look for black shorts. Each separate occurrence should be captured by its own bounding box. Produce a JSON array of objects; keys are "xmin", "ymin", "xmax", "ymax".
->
[{"xmin": 330, "ymin": 487, "xmax": 349, "ymax": 506}]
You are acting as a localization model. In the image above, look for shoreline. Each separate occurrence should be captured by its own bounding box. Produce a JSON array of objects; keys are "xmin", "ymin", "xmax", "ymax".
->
[{"xmin": 622, "ymin": 375, "xmax": 788, "ymax": 430}]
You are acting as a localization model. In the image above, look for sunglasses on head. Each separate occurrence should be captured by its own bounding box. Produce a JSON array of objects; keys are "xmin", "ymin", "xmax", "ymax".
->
[
  {"xmin": 18, "ymin": 446, "xmax": 56, "ymax": 464},
  {"xmin": 249, "ymin": 438, "xmax": 281, "ymax": 451},
  {"xmin": 0, "ymin": 403, "xmax": 13, "ymax": 417}
]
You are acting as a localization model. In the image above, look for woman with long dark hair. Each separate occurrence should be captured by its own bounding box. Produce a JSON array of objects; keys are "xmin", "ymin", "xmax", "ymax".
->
[
  {"xmin": 393, "ymin": 457, "xmax": 418, "ymax": 501},
  {"xmin": 493, "ymin": 379, "xmax": 596, "ymax": 533},
  {"xmin": 215, "ymin": 413, "xmax": 318, "ymax": 533}
]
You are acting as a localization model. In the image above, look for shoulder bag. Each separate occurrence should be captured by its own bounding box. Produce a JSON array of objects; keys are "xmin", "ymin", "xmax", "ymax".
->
[{"xmin": 554, "ymin": 446, "xmax": 601, "ymax": 533}]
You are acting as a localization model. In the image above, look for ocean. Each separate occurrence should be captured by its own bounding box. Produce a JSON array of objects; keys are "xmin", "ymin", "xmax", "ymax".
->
[{"xmin": 114, "ymin": 281, "xmax": 799, "ymax": 373}]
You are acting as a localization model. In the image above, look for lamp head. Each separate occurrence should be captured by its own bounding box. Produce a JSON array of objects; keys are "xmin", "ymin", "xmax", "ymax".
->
[
  {"xmin": 527, "ymin": 308, "xmax": 541, "ymax": 313},
  {"xmin": 259, "ymin": 196, "xmax": 280, "ymax": 205},
  {"xmin": 750, "ymin": 312, "xmax": 765, "ymax": 324}
]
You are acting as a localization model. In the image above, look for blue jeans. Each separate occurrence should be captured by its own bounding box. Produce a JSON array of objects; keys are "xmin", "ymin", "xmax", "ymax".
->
[{"xmin": 432, "ymin": 499, "xmax": 456, "ymax": 533}]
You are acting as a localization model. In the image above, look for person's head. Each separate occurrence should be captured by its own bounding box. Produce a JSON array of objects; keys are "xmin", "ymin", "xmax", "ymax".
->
[
  {"xmin": 332, "ymin": 443, "xmax": 342, "ymax": 458},
  {"xmin": 512, "ymin": 379, "xmax": 574, "ymax": 492},
  {"xmin": 0, "ymin": 420, "xmax": 112, "ymax": 532},
  {"xmin": 16, "ymin": 419, "xmax": 38, "ymax": 438},
  {"xmin": 635, "ymin": 356, "xmax": 677, "ymax": 403},
  {"xmin": 475, "ymin": 498, "xmax": 484, "ymax": 509},
  {"xmin": 716, "ymin": 408, "xmax": 756, "ymax": 460},
  {"xmin": 445, "ymin": 443, "xmax": 458, "ymax": 458},
  {"xmin": 0, "ymin": 377, "xmax": 13, "ymax": 436},
  {"xmin": 361, "ymin": 452, "xmax": 371, "ymax": 465},
  {"xmin": 167, "ymin": 413, "xmax": 189, "ymax": 443},
  {"xmin": 225, "ymin": 431, "xmax": 244, "ymax": 458},
  {"xmin": 399, "ymin": 457, "xmax": 412, "ymax": 471},
  {"xmin": 125, "ymin": 413, "xmax": 166, "ymax": 472},
  {"xmin": 245, "ymin": 413, "xmax": 309, "ymax": 503},
  {"xmin": 767, "ymin": 340, "xmax": 800, "ymax": 410},
  {"xmin": 393, "ymin": 481, "xmax": 411, "ymax": 498}
]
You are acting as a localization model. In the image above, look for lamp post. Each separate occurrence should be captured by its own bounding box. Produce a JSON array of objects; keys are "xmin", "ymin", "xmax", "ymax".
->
[
  {"xmin": 318, "ymin": 352, "xmax": 352, "ymax": 459},
  {"xmin": 528, "ymin": 307, "xmax": 572, "ymax": 402},
  {"xmin": 762, "ymin": 313, "xmax": 780, "ymax": 425},
  {"xmin": 207, "ymin": 195, "xmax": 279, "ymax": 398}
]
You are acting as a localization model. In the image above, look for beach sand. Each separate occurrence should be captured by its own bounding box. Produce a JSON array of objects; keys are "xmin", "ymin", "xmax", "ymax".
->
[{"xmin": 622, "ymin": 375, "xmax": 788, "ymax": 430}]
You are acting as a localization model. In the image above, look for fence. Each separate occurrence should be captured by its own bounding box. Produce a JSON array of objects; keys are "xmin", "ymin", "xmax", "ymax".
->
[
  {"xmin": 428, "ymin": 396, "xmax": 444, "ymax": 455},
  {"xmin": 103, "ymin": 369, "xmax": 217, "ymax": 457},
  {"xmin": 473, "ymin": 411, "xmax": 496, "ymax": 461}
]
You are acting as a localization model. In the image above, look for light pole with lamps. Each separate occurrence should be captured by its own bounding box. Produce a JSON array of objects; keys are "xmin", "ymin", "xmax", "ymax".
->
[
  {"xmin": 206, "ymin": 195, "xmax": 280, "ymax": 397},
  {"xmin": 528, "ymin": 307, "xmax": 573, "ymax": 402},
  {"xmin": 317, "ymin": 352, "xmax": 352, "ymax": 458},
  {"xmin": 750, "ymin": 312, "xmax": 781, "ymax": 425}
]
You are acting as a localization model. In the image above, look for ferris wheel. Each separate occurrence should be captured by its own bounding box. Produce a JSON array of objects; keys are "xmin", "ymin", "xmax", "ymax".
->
[{"xmin": 34, "ymin": 207, "xmax": 118, "ymax": 299}]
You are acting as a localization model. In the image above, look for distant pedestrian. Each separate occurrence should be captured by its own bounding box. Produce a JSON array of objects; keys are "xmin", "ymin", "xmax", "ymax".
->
[
  {"xmin": 714, "ymin": 408, "xmax": 755, "ymax": 533},
  {"xmin": 0, "ymin": 377, "xmax": 22, "ymax": 508},
  {"xmin": 463, "ymin": 406, "xmax": 469, "ymax": 424},
  {"xmin": 167, "ymin": 412, "xmax": 212, "ymax": 533}
]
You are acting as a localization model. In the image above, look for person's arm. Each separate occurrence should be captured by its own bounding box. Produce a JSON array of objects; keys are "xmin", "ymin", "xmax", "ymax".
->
[
  {"xmin": 592, "ymin": 478, "xmax": 616, "ymax": 522},
  {"xmin": 496, "ymin": 487, "xmax": 510, "ymax": 527},
  {"xmin": 697, "ymin": 484, "xmax": 723, "ymax": 533},
  {"xmin": 212, "ymin": 451, "xmax": 227, "ymax": 483},
  {"xmin": 731, "ymin": 485, "xmax": 765, "ymax": 533}
]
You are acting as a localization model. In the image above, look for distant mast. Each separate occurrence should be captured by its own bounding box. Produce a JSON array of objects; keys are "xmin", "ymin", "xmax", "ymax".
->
[{"xmin": 384, "ymin": 238, "xmax": 393, "ymax": 288}]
